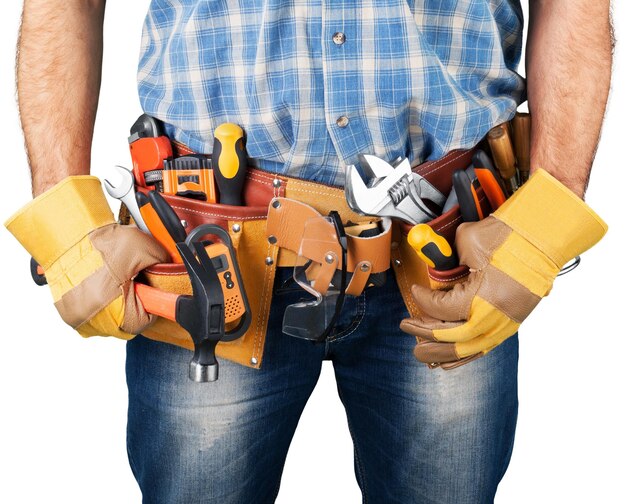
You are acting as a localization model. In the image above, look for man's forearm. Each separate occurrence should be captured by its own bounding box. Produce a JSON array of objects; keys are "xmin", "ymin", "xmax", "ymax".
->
[
  {"xmin": 17, "ymin": 0, "xmax": 106, "ymax": 196},
  {"xmin": 526, "ymin": 0, "xmax": 613, "ymax": 198}
]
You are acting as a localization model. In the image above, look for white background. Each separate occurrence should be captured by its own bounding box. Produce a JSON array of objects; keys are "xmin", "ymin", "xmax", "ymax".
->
[{"xmin": 1, "ymin": 2, "xmax": 624, "ymax": 503}]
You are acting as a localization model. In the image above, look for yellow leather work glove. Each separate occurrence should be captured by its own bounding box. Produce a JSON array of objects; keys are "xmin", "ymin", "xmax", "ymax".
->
[
  {"xmin": 5, "ymin": 176, "xmax": 169, "ymax": 339},
  {"xmin": 400, "ymin": 169, "xmax": 607, "ymax": 369}
]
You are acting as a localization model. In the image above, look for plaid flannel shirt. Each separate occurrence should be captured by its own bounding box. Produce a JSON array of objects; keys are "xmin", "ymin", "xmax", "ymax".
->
[{"xmin": 138, "ymin": 0, "xmax": 525, "ymax": 186}]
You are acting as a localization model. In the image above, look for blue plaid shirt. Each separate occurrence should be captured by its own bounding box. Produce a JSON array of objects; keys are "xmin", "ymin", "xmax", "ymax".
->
[{"xmin": 138, "ymin": 0, "xmax": 525, "ymax": 186}]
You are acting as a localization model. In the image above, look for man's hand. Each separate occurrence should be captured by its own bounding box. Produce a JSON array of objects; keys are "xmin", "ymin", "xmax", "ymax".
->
[
  {"xmin": 401, "ymin": 0, "xmax": 613, "ymax": 367},
  {"xmin": 401, "ymin": 170, "xmax": 607, "ymax": 367},
  {"xmin": 6, "ymin": 176, "xmax": 169, "ymax": 339},
  {"xmin": 17, "ymin": 0, "xmax": 106, "ymax": 196}
]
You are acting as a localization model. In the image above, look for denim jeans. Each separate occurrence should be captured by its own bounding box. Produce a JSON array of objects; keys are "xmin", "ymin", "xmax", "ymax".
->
[{"xmin": 126, "ymin": 268, "xmax": 518, "ymax": 503}]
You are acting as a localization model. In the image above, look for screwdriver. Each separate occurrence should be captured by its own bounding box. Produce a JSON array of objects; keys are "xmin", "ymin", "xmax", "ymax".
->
[
  {"xmin": 213, "ymin": 123, "xmax": 247, "ymax": 205},
  {"xmin": 408, "ymin": 224, "xmax": 459, "ymax": 271}
]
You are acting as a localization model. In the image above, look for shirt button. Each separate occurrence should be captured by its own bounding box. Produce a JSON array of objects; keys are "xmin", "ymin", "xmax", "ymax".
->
[
  {"xmin": 332, "ymin": 32, "xmax": 346, "ymax": 45},
  {"xmin": 336, "ymin": 115, "xmax": 350, "ymax": 128}
]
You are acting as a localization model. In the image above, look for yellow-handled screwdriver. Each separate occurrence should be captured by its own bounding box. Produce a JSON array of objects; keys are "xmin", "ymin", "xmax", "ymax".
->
[
  {"xmin": 408, "ymin": 224, "xmax": 459, "ymax": 271},
  {"xmin": 213, "ymin": 123, "xmax": 247, "ymax": 205}
]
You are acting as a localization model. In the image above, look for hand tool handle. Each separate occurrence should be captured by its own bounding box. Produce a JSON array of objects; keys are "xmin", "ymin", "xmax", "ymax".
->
[
  {"xmin": 474, "ymin": 168, "xmax": 506, "ymax": 212},
  {"xmin": 453, "ymin": 170, "xmax": 481, "ymax": 223},
  {"xmin": 408, "ymin": 224, "xmax": 459, "ymax": 271},
  {"xmin": 212, "ymin": 123, "xmax": 247, "ymax": 205},
  {"xmin": 487, "ymin": 125, "xmax": 519, "ymax": 193},
  {"xmin": 135, "ymin": 283, "xmax": 178, "ymax": 321},
  {"xmin": 136, "ymin": 191, "xmax": 182, "ymax": 263},
  {"xmin": 512, "ymin": 112, "xmax": 531, "ymax": 184},
  {"xmin": 128, "ymin": 113, "xmax": 164, "ymax": 143},
  {"xmin": 147, "ymin": 190, "xmax": 187, "ymax": 243}
]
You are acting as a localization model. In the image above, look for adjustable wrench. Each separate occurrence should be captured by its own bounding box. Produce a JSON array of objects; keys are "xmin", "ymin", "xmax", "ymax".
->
[
  {"xmin": 345, "ymin": 155, "xmax": 446, "ymax": 225},
  {"xmin": 103, "ymin": 165, "xmax": 149, "ymax": 233}
]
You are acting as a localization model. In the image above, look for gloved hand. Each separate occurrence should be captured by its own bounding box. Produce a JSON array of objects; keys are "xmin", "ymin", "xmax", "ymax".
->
[
  {"xmin": 400, "ymin": 169, "xmax": 607, "ymax": 369},
  {"xmin": 6, "ymin": 176, "xmax": 169, "ymax": 339}
]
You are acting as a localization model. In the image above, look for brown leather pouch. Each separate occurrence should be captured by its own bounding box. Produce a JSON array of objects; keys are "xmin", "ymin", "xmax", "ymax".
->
[{"xmin": 391, "ymin": 149, "xmax": 482, "ymax": 318}]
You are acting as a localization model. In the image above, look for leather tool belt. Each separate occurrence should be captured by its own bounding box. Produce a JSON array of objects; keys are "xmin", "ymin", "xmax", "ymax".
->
[{"xmin": 132, "ymin": 141, "xmax": 476, "ymax": 369}]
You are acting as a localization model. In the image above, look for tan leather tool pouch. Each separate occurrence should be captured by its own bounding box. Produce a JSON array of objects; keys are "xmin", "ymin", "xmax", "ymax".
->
[
  {"xmin": 390, "ymin": 149, "xmax": 486, "ymax": 318},
  {"xmin": 133, "ymin": 169, "xmax": 283, "ymax": 369},
  {"xmin": 131, "ymin": 167, "xmax": 392, "ymax": 369},
  {"xmin": 265, "ymin": 197, "xmax": 392, "ymax": 297}
]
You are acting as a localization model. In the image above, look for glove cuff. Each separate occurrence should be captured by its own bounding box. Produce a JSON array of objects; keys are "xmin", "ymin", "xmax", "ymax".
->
[
  {"xmin": 493, "ymin": 169, "xmax": 607, "ymax": 267},
  {"xmin": 5, "ymin": 176, "xmax": 115, "ymax": 269}
]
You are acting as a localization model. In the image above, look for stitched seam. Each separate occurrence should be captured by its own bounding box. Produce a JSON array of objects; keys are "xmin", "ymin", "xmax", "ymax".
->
[
  {"xmin": 336, "ymin": 384, "xmax": 369, "ymax": 503},
  {"xmin": 436, "ymin": 215, "xmax": 463, "ymax": 233},
  {"xmin": 285, "ymin": 186, "xmax": 345, "ymax": 198},
  {"xmin": 143, "ymin": 269, "xmax": 187, "ymax": 276},
  {"xmin": 427, "ymin": 270, "xmax": 469, "ymax": 283},
  {"xmin": 253, "ymin": 243, "xmax": 273, "ymax": 361},
  {"xmin": 169, "ymin": 205, "xmax": 266, "ymax": 220},
  {"xmin": 414, "ymin": 151, "xmax": 469, "ymax": 178},
  {"xmin": 330, "ymin": 292, "xmax": 367, "ymax": 342},
  {"xmin": 396, "ymin": 254, "xmax": 417, "ymax": 315}
]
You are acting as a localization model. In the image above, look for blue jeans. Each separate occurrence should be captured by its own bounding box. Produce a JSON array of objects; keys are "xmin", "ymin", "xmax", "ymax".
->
[{"xmin": 126, "ymin": 269, "xmax": 518, "ymax": 503}]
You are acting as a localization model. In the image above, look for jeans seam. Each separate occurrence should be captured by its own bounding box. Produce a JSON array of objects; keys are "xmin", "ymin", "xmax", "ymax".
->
[
  {"xmin": 328, "ymin": 291, "xmax": 367, "ymax": 343},
  {"xmin": 336, "ymin": 383, "xmax": 369, "ymax": 503}
]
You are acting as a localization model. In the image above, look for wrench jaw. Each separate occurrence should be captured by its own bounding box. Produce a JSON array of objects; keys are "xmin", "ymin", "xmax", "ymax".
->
[
  {"xmin": 103, "ymin": 165, "xmax": 150, "ymax": 233},
  {"xmin": 344, "ymin": 155, "xmax": 446, "ymax": 225},
  {"xmin": 103, "ymin": 165, "xmax": 134, "ymax": 199},
  {"xmin": 414, "ymin": 174, "xmax": 446, "ymax": 208}
]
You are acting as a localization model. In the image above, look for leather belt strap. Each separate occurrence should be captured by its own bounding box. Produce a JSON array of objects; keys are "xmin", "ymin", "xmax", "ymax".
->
[{"xmin": 266, "ymin": 197, "xmax": 392, "ymax": 274}]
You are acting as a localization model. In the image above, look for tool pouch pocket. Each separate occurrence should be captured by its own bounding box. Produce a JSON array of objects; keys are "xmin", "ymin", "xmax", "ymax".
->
[
  {"xmin": 131, "ymin": 169, "xmax": 283, "ymax": 369},
  {"xmin": 391, "ymin": 149, "xmax": 487, "ymax": 318}
]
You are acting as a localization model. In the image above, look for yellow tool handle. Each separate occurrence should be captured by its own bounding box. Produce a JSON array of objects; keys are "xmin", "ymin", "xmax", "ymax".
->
[
  {"xmin": 408, "ymin": 224, "xmax": 458, "ymax": 271},
  {"xmin": 213, "ymin": 123, "xmax": 247, "ymax": 205}
]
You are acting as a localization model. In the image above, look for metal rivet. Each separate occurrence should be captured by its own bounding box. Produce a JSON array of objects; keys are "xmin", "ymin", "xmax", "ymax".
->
[
  {"xmin": 336, "ymin": 115, "xmax": 350, "ymax": 128},
  {"xmin": 272, "ymin": 178, "xmax": 282, "ymax": 188},
  {"xmin": 391, "ymin": 241, "xmax": 399, "ymax": 250},
  {"xmin": 265, "ymin": 257, "xmax": 274, "ymax": 266},
  {"xmin": 181, "ymin": 220, "xmax": 188, "ymax": 228},
  {"xmin": 268, "ymin": 235, "xmax": 277, "ymax": 244},
  {"xmin": 250, "ymin": 357, "xmax": 258, "ymax": 365},
  {"xmin": 360, "ymin": 263, "xmax": 370, "ymax": 272},
  {"xmin": 232, "ymin": 224, "xmax": 241, "ymax": 233},
  {"xmin": 394, "ymin": 259, "xmax": 402, "ymax": 267},
  {"xmin": 272, "ymin": 199, "xmax": 281, "ymax": 209},
  {"xmin": 332, "ymin": 32, "xmax": 346, "ymax": 45},
  {"xmin": 325, "ymin": 254, "xmax": 335, "ymax": 264}
]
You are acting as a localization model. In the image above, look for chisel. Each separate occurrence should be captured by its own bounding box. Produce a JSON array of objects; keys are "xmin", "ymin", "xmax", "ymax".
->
[
  {"xmin": 213, "ymin": 123, "xmax": 247, "ymax": 205},
  {"xmin": 408, "ymin": 224, "xmax": 459, "ymax": 271},
  {"xmin": 487, "ymin": 125, "xmax": 519, "ymax": 194},
  {"xmin": 512, "ymin": 112, "xmax": 531, "ymax": 184}
]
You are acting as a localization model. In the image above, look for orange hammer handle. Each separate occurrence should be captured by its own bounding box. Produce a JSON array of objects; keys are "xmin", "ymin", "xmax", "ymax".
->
[{"xmin": 135, "ymin": 283, "xmax": 179, "ymax": 322}]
